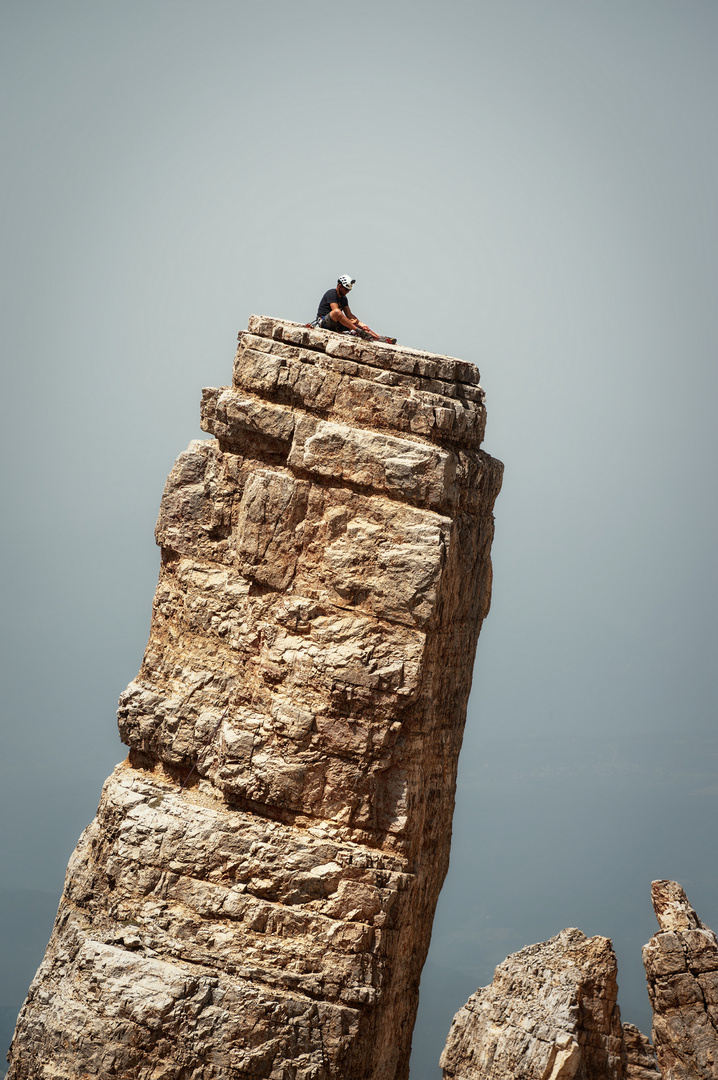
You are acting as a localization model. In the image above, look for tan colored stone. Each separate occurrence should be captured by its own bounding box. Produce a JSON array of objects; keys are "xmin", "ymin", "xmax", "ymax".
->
[
  {"xmin": 622, "ymin": 1024, "xmax": 661, "ymax": 1079},
  {"xmin": 651, "ymin": 879, "xmax": 703, "ymax": 932},
  {"xmin": 244, "ymin": 315, "xmax": 482, "ymax": 386},
  {"xmin": 226, "ymin": 330, "xmax": 486, "ymax": 446},
  {"xmin": 8, "ymin": 316, "xmax": 502, "ymax": 1080},
  {"xmin": 158, "ymin": 440, "xmax": 454, "ymax": 629},
  {"xmin": 643, "ymin": 880, "xmax": 718, "ymax": 1079},
  {"xmin": 289, "ymin": 418, "xmax": 458, "ymax": 510},
  {"xmin": 440, "ymin": 929, "xmax": 631, "ymax": 1080}
]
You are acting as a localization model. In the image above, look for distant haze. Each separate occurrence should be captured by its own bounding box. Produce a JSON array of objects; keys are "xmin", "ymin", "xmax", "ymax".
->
[{"xmin": 2, "ymin": 3, "xmax": 717, "ymax": 1077}]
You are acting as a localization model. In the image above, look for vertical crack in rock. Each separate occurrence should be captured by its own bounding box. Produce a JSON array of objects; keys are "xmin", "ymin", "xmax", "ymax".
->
[
  {"xmin": 440, "ymin": 929, "xmax": 661, "ymax": 1080},
  {"xmin": 643, "ymin": 879, "xmax": 718, "ymax": 1079},
  {"xmin": 8, "ymin": 318, "xmax": 503, "ymax": 1080}
]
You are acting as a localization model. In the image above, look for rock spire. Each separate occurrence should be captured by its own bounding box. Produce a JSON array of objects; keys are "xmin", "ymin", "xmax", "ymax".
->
[
  {"xmin": 643, "ymin": 879, "xmax": 718, "ymax": 1079},
  {"xmin": 8, "ymin": 317, "xmax": 502, "ymax": 1080},
  {"xmin": 439, "ymin": 928, "xmax": 659, "ymax": 1080},
  {"xmin": 440, "ymin": 879, "xmax": 718, "ymax": 1080}
]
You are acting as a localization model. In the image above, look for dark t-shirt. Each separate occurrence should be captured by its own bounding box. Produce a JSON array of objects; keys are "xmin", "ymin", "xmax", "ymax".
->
[{"xmin": 317, "ymin": 288, "xmax": 348, "ymax": 319}]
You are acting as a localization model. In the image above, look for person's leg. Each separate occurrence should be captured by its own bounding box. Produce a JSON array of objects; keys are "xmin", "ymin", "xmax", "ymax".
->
[{"xmin": 320, "ymin": 311, "xmax": 349, "ymax": 332}]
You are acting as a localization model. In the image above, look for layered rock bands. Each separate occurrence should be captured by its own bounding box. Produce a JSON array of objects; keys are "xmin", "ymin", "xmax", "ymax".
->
[{"xmin": 8, "ymin": 317, "xmax": 503, "ymax": 1080}]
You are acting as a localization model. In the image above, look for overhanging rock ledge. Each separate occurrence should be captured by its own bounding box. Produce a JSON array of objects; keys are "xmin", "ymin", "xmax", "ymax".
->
[{"xmin": 8, "ymin": 317, "xmax": 503, "ymax": 1080}]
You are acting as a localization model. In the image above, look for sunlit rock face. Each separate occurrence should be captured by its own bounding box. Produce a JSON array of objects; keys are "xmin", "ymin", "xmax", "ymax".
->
[
  {"xmin": 7, "ymin": 317, "xmax": 502, "ymax": 1080},
  {"xmin": 440, "ymin": 929, "xmax": 661, "ymax": 1080},
  {"xmin": 643, "ymin": 879, "xmax": 718, "ymax": 1080}
]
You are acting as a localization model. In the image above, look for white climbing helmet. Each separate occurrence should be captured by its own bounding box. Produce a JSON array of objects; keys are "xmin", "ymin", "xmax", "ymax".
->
[{"xmin": 337, "ymin": 274, "xmax": 355, "ymax": 291}]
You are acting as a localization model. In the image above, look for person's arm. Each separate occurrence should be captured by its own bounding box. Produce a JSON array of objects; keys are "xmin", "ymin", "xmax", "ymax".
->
[
  {"xmin": 329, "ymin": 301, "xmax": 358, "ymax": 329},
  {"xmin": 330, "ymin": 301, "xmax": 382, "ymax": 339},
  {"xmin": 345, "ymin": 305, "xmax": 374, "ymax": 333},
  {"xmin": 344, "ymin": 304, "xmax": 382, "ymax": 339}
]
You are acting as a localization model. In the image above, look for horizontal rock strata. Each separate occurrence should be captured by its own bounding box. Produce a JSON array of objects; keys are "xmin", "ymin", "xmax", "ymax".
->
[
  {"xmin": 440, "ymin": 929, "xmax": 660, "ymax": 1080},
  {"xmin": 8, "ymin": 318, "xmax": 502, "ymax": 1080},
  {"xmin": 643, "ymin": 879, "xmax": 718, "ymax": 1079}
]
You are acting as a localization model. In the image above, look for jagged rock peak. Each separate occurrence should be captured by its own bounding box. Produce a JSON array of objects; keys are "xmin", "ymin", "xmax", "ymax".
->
[
  {"xmin": 8, "ymin": 318, "xmax": 502, "ymax": 1080},
  {"xmin": 643, "ymin": 880, "xmax": 718, "ymax": 1080},
  {"xmin": 441, "ymin": 928, "xmax": 629, "ymax": 1080},
  {"xmin": 440, "ymin": 928, "xmax": 660, "ymax": 1080},
  {"xmin": 650, "ymin": 879, "xmax": 704, "ymax": 932}
]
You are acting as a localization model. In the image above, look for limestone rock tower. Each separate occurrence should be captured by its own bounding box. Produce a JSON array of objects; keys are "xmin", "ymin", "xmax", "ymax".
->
[
  {"xmin": 643, "ymin": 879, "xmax": 718, "ymax": 1078},
  {"xmin": 8, "ymin": 317, "xmax": 503, "ymax": 1080}
]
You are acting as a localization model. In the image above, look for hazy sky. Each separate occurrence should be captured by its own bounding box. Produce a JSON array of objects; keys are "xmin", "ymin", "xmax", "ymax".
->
[{"xmin": 2, "ymin": 2, "xmax": 717, "ymax": 1076}]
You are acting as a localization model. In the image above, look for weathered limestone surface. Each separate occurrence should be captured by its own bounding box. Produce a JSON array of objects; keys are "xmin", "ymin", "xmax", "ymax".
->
[
  {"xmin": 440, "ymin": 929, "xmax": 660, "ymax": 1080},
  {"xmin": 8, "ymin": 318, "xmax": 502, "ymax": 1080},
  {"xmin": 643, "ymin": 880, "xmax": 718, "ymax": 1079}
]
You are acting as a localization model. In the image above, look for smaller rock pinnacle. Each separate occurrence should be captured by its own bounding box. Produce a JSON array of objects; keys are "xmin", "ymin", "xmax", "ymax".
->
[
  {"xmin": 650, "ymin": 878, "xmax": 703, "ymax": 931},
  {"xmin": 644, "ymin": 879, "xmax": 718, "ymax": 1079}
]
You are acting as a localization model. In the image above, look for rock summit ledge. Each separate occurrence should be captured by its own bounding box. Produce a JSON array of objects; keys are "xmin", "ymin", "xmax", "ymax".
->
[
  {"xmin": 205, "ymin": 315, "xmax": 488, "ymax": 453},
  {"xmin": 8, "ymin": 318, "xmax": 503, "ymax": 1080}
]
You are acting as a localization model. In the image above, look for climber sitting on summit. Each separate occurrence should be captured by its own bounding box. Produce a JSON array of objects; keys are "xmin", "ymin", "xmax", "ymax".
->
[{"xmin": 312, "ymin": 275, "xmax": 381, "ymax": 340}]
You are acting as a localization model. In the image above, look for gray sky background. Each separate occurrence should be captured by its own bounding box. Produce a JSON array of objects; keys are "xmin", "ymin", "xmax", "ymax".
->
[{"xmin": 2, "ymin": 1, "xmax": 717, "ymax": 1076}]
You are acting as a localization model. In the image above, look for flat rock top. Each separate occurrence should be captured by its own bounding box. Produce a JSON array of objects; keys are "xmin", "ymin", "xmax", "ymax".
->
[{"xmin": 246, "ymin": 315, "xmax": 481, "ymax": 388}]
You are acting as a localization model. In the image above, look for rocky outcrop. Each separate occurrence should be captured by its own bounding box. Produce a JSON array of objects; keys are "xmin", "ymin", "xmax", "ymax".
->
[
  {"xmin": 643, "ymin": 879, "xmax": 718, "ymax": 1079},
  {"xmin": 440, "ymin": 929, "xmax": 627, "ymax": 1080},
  {"xmin": 440, "ymin": 929, "xmax": 660, "ymax": 1080},
  {"xmin": 622, "ymin": 1024, "xmax": 662, "ymax": 1079},
  {"xmin": 7, "ymin": 317, "xmax": 502, "ymax": 1080}
]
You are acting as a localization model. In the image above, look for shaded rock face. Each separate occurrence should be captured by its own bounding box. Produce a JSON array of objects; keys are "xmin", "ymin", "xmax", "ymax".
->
[
  {"xmin": 440, "ymin": 928, "xmax": 659, "ymax": 1080},
  {"xmin": 8, "ymin": 318, "xmax": 502, "ymax": 1080},
  {"xmin": 622, "ymin": 1025, "xmax": 662, "ymax": 1080},
  {"xmin": 643, "ymin": 879, "xmax": 718, "ymax": 1079}
]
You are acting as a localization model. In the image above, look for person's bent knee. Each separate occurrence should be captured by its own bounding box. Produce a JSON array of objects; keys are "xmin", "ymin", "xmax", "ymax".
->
[
  {"xmin": 318, "ymin": 313, "xmax": 343, "ymax": 331},
  {"xmin": 329, "ymin": 309, "xmax": 343, "ymax": 322}
]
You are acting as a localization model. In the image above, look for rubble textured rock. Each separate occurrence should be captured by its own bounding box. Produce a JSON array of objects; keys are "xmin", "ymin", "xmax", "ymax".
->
[
  {"xmin": 8, "ymin": 318, "xmax": 502, "ymax": 1080},
  {"xmin": 643, "ymin": 879, "xmax": 718, "ymax": 1079},
  {"xmin": 622, "ymin": 1024, "xmax": 661, "ymax": 1079},
  {"xmin": 440, "ymin": 929, "xmax": 627, "ymax": 1080},
  {"xmin": 440, "ymin": 929, "xmax": 660, "ymax": 1080}
]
